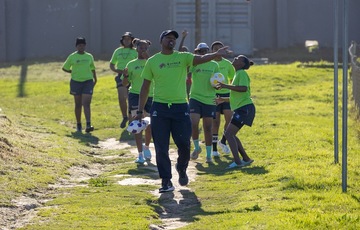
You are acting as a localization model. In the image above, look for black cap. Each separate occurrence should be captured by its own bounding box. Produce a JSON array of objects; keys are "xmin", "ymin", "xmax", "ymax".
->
[
  {"xmin": 122, "ymin": 32, "xmax": 134, "ymax": 38},
  {"xmin": 159, "ymin": 30, "xmax": 179, "ymax": 42},
  {"xmin": 239, "ymin": 55, "xmax": 254, "ymax": 69},
  {"xmin": 75, "ymin": 37, "xmax": 86, "ymax": 46}
]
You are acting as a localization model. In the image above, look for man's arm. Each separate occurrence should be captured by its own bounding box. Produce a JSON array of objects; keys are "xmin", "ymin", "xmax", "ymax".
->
[
  {"xmin": 193, "ymin": 46, "xmax": 229, "ymax": 66},
  {"xmin": 135, "ymin": 79, "xmax": 151, "ymax": 120}
]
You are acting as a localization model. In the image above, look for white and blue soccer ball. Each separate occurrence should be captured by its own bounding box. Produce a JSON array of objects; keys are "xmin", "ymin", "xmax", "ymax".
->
[
  {"xmin": 126, "ymin": 117, "xmax": 150, "ymax": 134},
  {"xmin": 210, "ymin": 72, "xmax": 225, "ymax": 87}
]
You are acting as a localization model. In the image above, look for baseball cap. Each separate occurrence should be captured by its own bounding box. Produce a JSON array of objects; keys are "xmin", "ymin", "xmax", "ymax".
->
[
  {"xmin": 239, "ymin": 55, "xmax": 254, "ymax": 69},
  {"xmin": 75, "ymin": 37, "xmax": 86, "ymax": 46},
  {"xmin": 159, "ymin": 30, "xmax": 179, "ymax": 42},
  {"xmin": 211, "ymin": 41, "xmax": 224, "ymax": 50},
  {"xmin": 122, "ymin": 32, "xmax": 134, "ymax": 38},
  {"xmin": 195, "ymin": 43, "xmax": 209, "ymax": 51}
]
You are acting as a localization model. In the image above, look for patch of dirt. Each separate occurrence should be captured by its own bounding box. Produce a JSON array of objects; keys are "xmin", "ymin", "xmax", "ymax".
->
[{"xmin": 0, "ymin": 137, "xmax": 200, "ymax": 230}]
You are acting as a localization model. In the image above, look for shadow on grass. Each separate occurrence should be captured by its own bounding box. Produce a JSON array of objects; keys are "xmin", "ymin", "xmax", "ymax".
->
[
  {"xmin": 151, "ymin": 189, "xmax": 223, "ymax": 224},
  {"xmin": 18, "ymin": 63, "xmax": 27, "ymax": 97},
  {"xmin": 127, "ymin": 162, "xmax": 159, "ymax": 180},
  {"xmin": 195, "ymin": 162, "xmax": 268, "ymax": 176},
  {"xmin": 68, "ymin": 131, "xmax": 100, "ymax": 146}
]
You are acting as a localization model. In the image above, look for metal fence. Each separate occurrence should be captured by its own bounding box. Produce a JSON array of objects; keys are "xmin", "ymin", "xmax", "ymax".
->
[{"xmin": 349, "ymin": 41, "xmax": 360, "ymax": 111}]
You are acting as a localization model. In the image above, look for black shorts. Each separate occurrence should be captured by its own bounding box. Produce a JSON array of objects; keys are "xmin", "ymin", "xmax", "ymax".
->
[
  {"xmin": 115, "ymin": 74, "xmax": 131, "ymax": 89},
  {"xmin": 70, "ymin": 79, "xmax": 94, "ymax": 95},
  {"xmin": 231, "ymin": 103, "xmax": 255, "ymax": 128},
  {"xmin": 216, "ymin": 93, "xmax": 231, "ymax": 113},
  {"xmin": 128, "ymin": 92, "xmax": 153, "ymax": 115},
  {"xmin": 189, "ymin": 98, "xmax": 216, "ymax": 118}
]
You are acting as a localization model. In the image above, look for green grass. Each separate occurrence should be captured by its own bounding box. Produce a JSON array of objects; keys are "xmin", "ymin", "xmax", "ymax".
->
[{"xmin": 1, "ymin": 61, "xmax": 360, "ymax": 229}]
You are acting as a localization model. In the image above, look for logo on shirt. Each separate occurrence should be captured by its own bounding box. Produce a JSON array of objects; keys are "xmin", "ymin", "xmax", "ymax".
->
[{"xmin": 159, "ymin": 61, "xmax": 181, "ymax": 69}]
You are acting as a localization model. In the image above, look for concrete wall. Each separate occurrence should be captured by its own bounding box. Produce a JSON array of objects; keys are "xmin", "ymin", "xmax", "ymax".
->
[{"xmin": 1, "ymin": 0, "xmax": 360, "ymax": 62}]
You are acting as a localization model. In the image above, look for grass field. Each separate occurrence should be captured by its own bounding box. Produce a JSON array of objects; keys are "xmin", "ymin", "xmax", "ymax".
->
[{"xmin": 0, "ymin": 60, "xmax": 359, "ymax": 229}]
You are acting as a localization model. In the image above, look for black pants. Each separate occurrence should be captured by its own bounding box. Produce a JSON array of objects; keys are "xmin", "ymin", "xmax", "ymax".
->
[{"xmin": 150, "ymin": 102, "xmax": 192, "ymax": 180}]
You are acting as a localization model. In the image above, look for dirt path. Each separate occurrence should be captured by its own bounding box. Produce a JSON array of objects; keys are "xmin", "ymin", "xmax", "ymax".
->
[
  {"xmin": 98, "ymin": 138, "xmax": 199, "ymax": 230},
  {"xmin": 0, "ymin": 138, "xmax": 199, "ymax": 230}
]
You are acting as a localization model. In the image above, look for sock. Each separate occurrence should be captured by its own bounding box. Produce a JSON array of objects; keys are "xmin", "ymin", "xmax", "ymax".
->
[
  {"xmin": 212, "ymin": 134, "xmax": 218, "ymax": 151},
  {"xmin": 138, "ymin": 152, "xmax": 144, "ymax": 158},
  {"xmin": 206, "ymin": 146, "xmax": 212, "ymax": 158},
  {"xmin": 86, "ymin": 121, "xmax": 91, "ymax": 127},
  {"xmin": 193, "ymin": 139, "xmax": 200, "ymax": 150},
  {"xmin": 143, "ymin": 144, "xmax": 149, "ymax": 150},
  {"xmin": 221, "ymin": 134, "xmax": 227, "ymax": 145}
]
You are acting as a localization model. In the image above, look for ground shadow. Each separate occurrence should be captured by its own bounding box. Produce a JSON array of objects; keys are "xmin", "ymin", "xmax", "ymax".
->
[
  {"xmin": 151, "ymin": 189, "xmax": 223, "ymax": 225},
  {"xmin": 195, "ymin": 161, "xmax": 268, "ymax": 176},
  {"xmin": 17, "ymin": 63, "xmax": 27, "ymax": 97},
  {"xmin": 68, "ymin": 131, "xmax": 100, "ymax": 146}
]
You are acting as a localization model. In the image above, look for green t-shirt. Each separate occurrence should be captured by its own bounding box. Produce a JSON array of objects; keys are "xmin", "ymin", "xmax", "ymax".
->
[
  {"xmin": 110, "ymin": 47, "xmax": 137, "ymax": 70},
  {"xmin": 141, "ymin": 51, "xmax": 194, "ymax": 104},
  {"xmin": 62, "ymin": 52, "xmax": 95, "ymax": 82},
  {"xmin": 126, "ymin": 59, "xmax": 154, "ymax": 96},
  {"xmin": 190, "ymin": 61, "xmax": 219, "ymax": 105},
  {"xmin": 230, "ymin": 69, "xmax": 253, "ymax": 110},
  {"xmin": 215, "ymin": 58, "xmax": 235, "ymax": 94}
]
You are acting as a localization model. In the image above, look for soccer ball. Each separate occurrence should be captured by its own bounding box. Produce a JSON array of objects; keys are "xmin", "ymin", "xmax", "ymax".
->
[
  {"xmin": 210, "ymin": 72, "xmax": 225, "ymax": 87},
  {"xmin": 126, "ymin": 117, "xmax": 150, "ymax": 134}
]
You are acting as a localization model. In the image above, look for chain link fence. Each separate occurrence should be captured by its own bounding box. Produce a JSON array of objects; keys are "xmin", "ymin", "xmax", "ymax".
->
[{"xmin": 349, "ymin": 41, "xmax": 360, "ymax": 111}]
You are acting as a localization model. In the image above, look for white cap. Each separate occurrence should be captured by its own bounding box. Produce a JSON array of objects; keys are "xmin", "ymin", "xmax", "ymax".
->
[{"xmin": 195, "ymin": 42, "xmax": 209, "ymax": 51}]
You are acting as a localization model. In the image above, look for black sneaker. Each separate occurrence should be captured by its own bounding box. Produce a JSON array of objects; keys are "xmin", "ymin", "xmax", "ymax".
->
[
  {"xmin": 159, "ymin": 179, "xmax": 175, "ymax": 193},
  {"xmin": 176, "ymin": 163, "xmax": 189, "ymax": 186},
  {"xmin": 120, "ymin": 117, "xmax": 129, "ymax": 128},
  {"xmin": 85, "ymin": 126, "xmax": 94, "ymax": 133},
  {"xmin": 76, "ymin": 124, "xmax": 82, "ymax": 132}
]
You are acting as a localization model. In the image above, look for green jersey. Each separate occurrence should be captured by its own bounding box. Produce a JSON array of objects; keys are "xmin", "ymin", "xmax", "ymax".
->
[
  {"xmin": 215, "ymin": 58, "xmax": 235, "ymax": 94},
  {"xmin": 190, "ymin": 61, "xmax": 219, "ymax": 105},
  {"xmin": 230, "ymin": 69, "xmax": 253, "ymax": 110},
  {"xmin": 110, "ymin": 47, "xmax": 137, "ymax": 70},
  {"xmin": 62, "ymin": 52, "xmax": 96, "ymax": 82},
  {"xmin": 126, "ymin": 59, "xmax": 154, "ymax": 96},
  {"xmin": 141, "ymin": 51, "xmax": 194, "ymax": 104}
]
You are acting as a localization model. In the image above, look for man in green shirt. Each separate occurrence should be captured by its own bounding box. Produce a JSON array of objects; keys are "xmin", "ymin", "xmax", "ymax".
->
[{"xmin": 136, "ymin": 30, "xmax": 229, "ymax": 193}]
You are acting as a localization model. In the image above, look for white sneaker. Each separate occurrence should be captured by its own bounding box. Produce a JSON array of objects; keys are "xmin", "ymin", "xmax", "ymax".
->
[
  {"xmin": 135, "ymin": 156, "xmax": 145, "ymax": 164},
  {"xmin": 218, "ymin": 141, "xmax": 230, "ymax": 154},
  {"xmin": 143, "ymin": 145, "xmax": 152, "ymax": 160},
  {"xmin": 240, "ymin": 159, "xmax": 254, "ymax": 167},
  {"xmin": 191, "ymin": 147, "xmax": 202, "ymax": 160},
  {"xmin": 226, "ymin": 161, "xmax": 241, "ymax": 169},
  {"xmin": 212, "ymin": 151, "xmax": 220, "ymax": 158},
  {"xmin": 206, "ymin": 157, "xmax": 213, "ymax": 163}
]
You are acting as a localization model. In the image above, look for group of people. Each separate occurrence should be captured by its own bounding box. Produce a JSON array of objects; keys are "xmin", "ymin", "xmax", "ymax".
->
[{"xmin": 61, "ymin": 29, "xmax": 256, "ymax": 193}]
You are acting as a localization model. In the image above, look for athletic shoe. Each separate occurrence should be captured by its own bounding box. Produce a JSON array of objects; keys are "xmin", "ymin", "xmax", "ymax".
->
[
  {"xmin": 85, "ymin": 126, "xmax": 94, "ymax": 133},
  {"xmin": 76, "ymin": 124, "xmax": 82, "ymax": 132},
  {"xmin": 135, "ymin": 156, "xmax": 146, "ymax": 164},
  {"xmin": 191, "ymin": 147, "xmax": 202, "ymax": 160},
  {"xmin": 212, "ymin": 151, "xmax": 220, "ymax": 158},
  {"xmin": 240, "ymin": 159, "xmax": 254, "ymax": 167},
  {"xmin": 176, "ymin": 163, "xmax": 188, "ymax": 186},
  {"xmin": 226, "ymin": 162, "xmax": 242, "ymax": 169},
  {"xmin": 143, "ymin": 146, "xmax": 152, "ymax": 161},
  {"xmin": 206, "ymin": 157, "xmax": 213, "ymax": 163},
  {"xmin": 218, "ymin": 141, "xmax": 230, "ymax": 154},
  {"xmin": 120, "ymin": 117, "xmax": 129, "ymax": 128},
  {"xmin": 159, "ymin": 179, "xmax": 175, "ymax": 193}
]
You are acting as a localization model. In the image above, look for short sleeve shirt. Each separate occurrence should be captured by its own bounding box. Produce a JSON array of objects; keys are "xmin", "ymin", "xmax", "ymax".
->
[
  {"xmin": 141, "ymin": 51, "xmax": 194, "ymax": 104},
  {"xmin": 62, "ymin": 52, "xmax": 95, "ymax": 82},
  {"xmin": 126, "ymin": 58, "xmax": 154, "ymax": 96},
  {"xmin": 190, "ymin": 61, "xmax": 219, "ymax": 105},
  {"xmin": 110, "ymin": 47, "xmax": 137, "ymax": 70},
  {"xmin": 230, "ymin": 69, "xmax": 253, "ymax": 110},
  {"xmin": 215, "ymin": 58, "xmax": 235, "ymax": 94}
]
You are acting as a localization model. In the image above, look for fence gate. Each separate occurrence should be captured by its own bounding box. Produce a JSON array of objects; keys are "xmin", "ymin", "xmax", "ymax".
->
[{"xmin": 171, "ymin": 0, "xmax": 253, "ymax": 55}]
